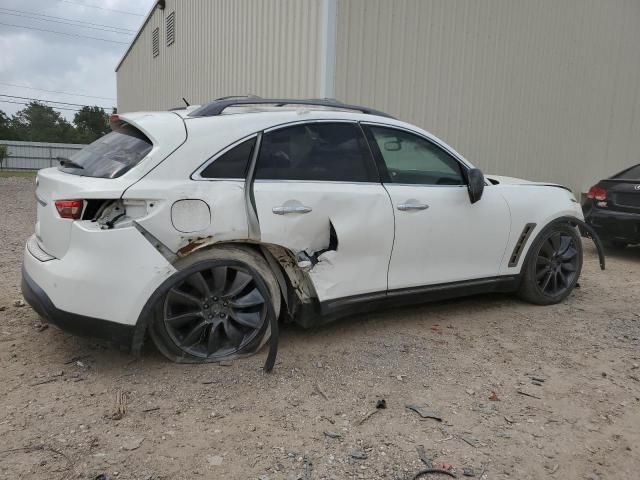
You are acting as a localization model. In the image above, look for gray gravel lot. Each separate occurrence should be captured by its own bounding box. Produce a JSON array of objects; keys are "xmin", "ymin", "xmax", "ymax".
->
[{"xmin": 1, "ymin": 175, "xmax": 639, "ymax": 480}]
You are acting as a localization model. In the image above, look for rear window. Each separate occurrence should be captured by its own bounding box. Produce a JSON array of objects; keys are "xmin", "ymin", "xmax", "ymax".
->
[
  {"xmin": 614, "ymin": 164, "xmax": 640, "ymax": 180},
  {"xmin": 58, "ymin": 124, "xmax": 152, "ymax": 178}
]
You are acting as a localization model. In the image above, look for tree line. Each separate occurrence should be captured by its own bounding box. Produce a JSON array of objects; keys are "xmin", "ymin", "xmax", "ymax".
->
[{"xmin": 0, "ymin": 101, "xmax": 114, "ymax": 145}]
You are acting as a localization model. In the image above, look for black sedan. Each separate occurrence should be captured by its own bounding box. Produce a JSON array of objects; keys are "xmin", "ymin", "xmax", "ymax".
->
[{"xmin": 583, "ymin": 164, "xmax": 640, "ymax": 248}]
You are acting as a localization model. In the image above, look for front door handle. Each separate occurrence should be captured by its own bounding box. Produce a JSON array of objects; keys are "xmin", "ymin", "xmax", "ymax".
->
[
  {"xmin": 272, "ymin": 205, "xmax": 313, "ymax": 215},
  {"xmin": 397, "ymin": 202, "xmax": 429, "ymax": 211}
]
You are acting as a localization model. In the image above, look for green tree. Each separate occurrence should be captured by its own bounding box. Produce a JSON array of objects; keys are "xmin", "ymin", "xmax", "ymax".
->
[
  {"xmin": 10, "ymin": 102, "xmax": 77, "ymax": 143},
  {"xmin": 73, "ymin": 106, "xmax": 109, "ymax": 143},
  {"xmin": 0, "ymin": 110, "xmax": 14, "ymax": 139}
]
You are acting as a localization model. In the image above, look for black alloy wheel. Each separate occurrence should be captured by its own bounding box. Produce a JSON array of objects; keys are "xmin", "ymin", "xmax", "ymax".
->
[
  {"xmin": 534, "ymin": 231, "xmax": 579, "ymax": 296},
  {"xmin": 163, "ymin": 265, "xmax": 267, "ymax": 359}
]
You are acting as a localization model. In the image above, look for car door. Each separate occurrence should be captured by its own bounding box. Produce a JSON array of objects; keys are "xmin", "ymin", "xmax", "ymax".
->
[
  {"xmin": 252, "ymin": 121, "xmax": 395, "ymax": 302},
  {"xmin": 363, "ymin": 124, "xmax": 511, "ymax": 290}
]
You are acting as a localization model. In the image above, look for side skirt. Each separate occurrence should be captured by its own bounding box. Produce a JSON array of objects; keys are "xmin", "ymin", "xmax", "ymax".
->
[{"xmin": 295, "ymin": 275, "xmax": 520, "ymax": 328}]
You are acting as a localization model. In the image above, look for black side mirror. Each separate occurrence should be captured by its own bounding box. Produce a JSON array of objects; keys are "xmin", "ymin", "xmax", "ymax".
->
[{"xmin": 467, "ymin": 168, "xmax": 485, "ymax": 204}]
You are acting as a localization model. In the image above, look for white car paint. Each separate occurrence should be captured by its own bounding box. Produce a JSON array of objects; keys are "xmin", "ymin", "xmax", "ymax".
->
[{"xmin": 24, "ymin": 106, "xmax": 584, "ymax": 331}]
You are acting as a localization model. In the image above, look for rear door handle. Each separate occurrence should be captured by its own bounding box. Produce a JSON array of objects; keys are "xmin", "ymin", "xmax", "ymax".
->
[
  {"xmin": 272, "ymin": 205, "xmax": 313, "ymax": 215},
  {"xmin": 397, "ymin": 202, "xmax": 429, "ymax": 211}
]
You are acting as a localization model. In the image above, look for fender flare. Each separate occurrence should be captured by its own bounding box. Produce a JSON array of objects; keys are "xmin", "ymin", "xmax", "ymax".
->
[{"xmin": 546, "ymin": 216, "xmax": 606, "ymax": 270}]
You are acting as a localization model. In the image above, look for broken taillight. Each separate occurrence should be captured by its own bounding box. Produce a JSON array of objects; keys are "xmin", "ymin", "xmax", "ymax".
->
[
  {"xmin": 587, "ymin": 185, "xmax": 607, "ymax": 201},
  {"xmin": 55, "ymin": 199, "xmax": 83, "ymax": 219}
]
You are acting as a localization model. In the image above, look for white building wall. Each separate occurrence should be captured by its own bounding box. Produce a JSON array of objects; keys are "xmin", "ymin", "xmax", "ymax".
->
[
  {"xmin": 117, "ymin": 0, "xmax": 325, "ymax": 112},
  {"xmin": 335, "ymin": 0, "xmax": 640, "ymax": 194}
]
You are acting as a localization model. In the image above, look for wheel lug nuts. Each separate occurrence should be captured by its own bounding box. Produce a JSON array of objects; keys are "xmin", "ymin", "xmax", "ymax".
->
[
  {"xmin": 219, "ymin": 312, "xmax": 225, "ymax": 318},
  {"xmin": 204, "ymin": 304, "xmax": 209, "ymax": 308},
  {"xmin": 223, "ymin": 301, "xmax": 228, "ymax": 307},
  {"xmin": 213, "ymin": 297, "xmax": 218, "ymax": 301}
]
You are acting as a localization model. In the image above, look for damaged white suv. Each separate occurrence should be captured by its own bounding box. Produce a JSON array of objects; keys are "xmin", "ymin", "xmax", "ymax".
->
[{"xmin": 22, "ymin": 98, "xmax": 604, "ymax": 365}]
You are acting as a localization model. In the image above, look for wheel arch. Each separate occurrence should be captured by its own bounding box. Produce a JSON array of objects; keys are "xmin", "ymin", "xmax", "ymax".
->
[
  {"xmin": 516, "ymin": 215, "xmax": 605, "ymax": 277},
  {"xmin": 130, "ymin": 239, "xmax": 319, "ymax": 355}
]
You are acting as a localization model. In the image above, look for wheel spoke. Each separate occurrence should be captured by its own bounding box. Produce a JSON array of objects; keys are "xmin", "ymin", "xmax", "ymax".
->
[
  {"xmin": 540, "ymin": 240, "xmax": 555, "ymax": 258},
  {"xmin": 168, "ymin": 288, "xmax": 202, "ymax": 307},
  {"xmin": 181, "ymin": 320, "xmax": 208, "ymax": 346},
  {"xmin": 211, "ymin": 266, "xmax": 228, "ymax": 295},
  {"xmin": 557, "ymin": 270, "xmax": 567, "ymax": 287},
  {"xmin": 550, "ymin": 233, "xmax": 561, "ymax": 252},
  {"xmin": 166, "ymin": 311, "xmax": 202, "ymax": 327},
  {"xmin": 540, "ymin": 271, "xmax": 553, "ymax": 291},
  {"xmin": 561, "ymin": 262, "xmax": 576, "ymax": 272},
  {"xmin": 558, "ymin": 236, "xmax": 572, "ymax": 255},
  {"xmin": 230, "ymin": 288, "xmax": 264, "ymax": 309},
  {"xmin": 186, "ymin": 272, "xmax": 211, "ymax": 297},
  {"xmin": 560, "ymin": 247, "xmax": 577, "ymax": 261},
  {"xmin": 224, "ymin": 320, "xmax": 245, "ymax": 346},
  {"xmin": 551, "ymin": 272, "xmax": 558, "ymax": 292},
  {"xmin": 207, "ymin": 323, "xmax": 225, "ymax": 355},
  {"xmin": 536, "ymin": 266, "xmax": 551, "ymax": 280},
  {"xmin": 229, "ymin": 309, "xmax": 262, "ymax": 328},
  {"xmin": 224, "ymin": 270, "xmax": 253, "ymax": 298},
  {"xmin": 536, "ymin": 256, "xmax": 551, "ymax": 266}
]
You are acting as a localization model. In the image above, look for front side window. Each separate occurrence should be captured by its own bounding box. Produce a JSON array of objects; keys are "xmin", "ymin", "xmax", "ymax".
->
[
  {"xmin": 368, "ymin": 126, "xmax": 464, "ymax": 186},
  {"xmin": 255, "ymin": 123, "xmax": 376, "ymax": 182},
  {"xmin": 58, "ymin": 124, "xmax": 152, "ymax": 178},
  {"xmin": 200, "ymin": 137, "xmax": 255, "ymax": 179}
]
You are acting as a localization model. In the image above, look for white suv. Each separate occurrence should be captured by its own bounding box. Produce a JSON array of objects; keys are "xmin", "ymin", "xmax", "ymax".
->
[{"xmin": 22, "ymin": 98, "xmax": 604, "ymax": 365}]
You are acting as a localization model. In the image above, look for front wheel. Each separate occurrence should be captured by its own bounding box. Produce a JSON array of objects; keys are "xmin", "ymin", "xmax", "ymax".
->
[
  {"xmin": 149, "ymin": 245, "xmax": 281, "ymax": 363},
  {"xmin": 518, "ymin": 223, "xmax": 583, "ymax": 305}
]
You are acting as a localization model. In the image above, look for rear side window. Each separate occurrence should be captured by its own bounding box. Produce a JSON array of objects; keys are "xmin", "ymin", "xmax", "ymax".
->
[
  {"xmin": 58, "ymin": 124, "xmax": 152, "ymax": 178},
  {"xmin": 200, "ymin": 137, "xmax": 256, "ymax": 179},
  {"xmin": 614, "ymin": 164, "xmax": 640, "ymax": 180},
  {"xmin": 255, "ymin": 123, "xmax": 377, "ymax": 182}
]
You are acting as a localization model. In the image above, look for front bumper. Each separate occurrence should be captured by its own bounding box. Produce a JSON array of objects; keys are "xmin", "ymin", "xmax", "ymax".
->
[
  {"xmin": 21, "ymin": 265, "xmax": 135, "ymax": 349},
  {"xmin": 586, "ymin": 209, "xmax": 640, "ymax": 244}
]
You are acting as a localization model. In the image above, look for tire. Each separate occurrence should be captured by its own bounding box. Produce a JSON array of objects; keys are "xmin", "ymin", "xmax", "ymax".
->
[
  {"xmin": 517, "ymin": 223, "xmax": 583, "ymax": 305},
  {"xmin": 149, "ymin": 245, "xmax": 281, "ymax": 363}
]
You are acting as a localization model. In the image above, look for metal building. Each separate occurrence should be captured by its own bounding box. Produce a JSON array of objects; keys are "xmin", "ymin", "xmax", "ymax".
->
[{"xmin": 115, "ymin": 0, "xmax": 640, "ymax": 194}]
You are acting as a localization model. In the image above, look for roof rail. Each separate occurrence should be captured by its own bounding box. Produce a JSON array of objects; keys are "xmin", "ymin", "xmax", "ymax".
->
[{"xmin": 187, "ymin": 98, "xmax": 394, "ymax": 118}]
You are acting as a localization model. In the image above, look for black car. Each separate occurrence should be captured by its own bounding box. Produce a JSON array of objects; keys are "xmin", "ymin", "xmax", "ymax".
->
[{"xmin": 583, "ymin": 163, "xmax": 640, "ymax": 248}]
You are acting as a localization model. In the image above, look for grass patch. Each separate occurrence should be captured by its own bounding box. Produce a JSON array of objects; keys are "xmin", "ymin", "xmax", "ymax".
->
[{"xmin": 0, "ymin": 170, "xmax": 37, "ymax": 178}]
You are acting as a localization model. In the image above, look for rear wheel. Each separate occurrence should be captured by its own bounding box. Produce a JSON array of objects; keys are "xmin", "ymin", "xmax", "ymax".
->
[
  {"xmin": 149, "ymin": 245, "xmax": 281, "ymax": 363},
  {"xmin": 518, "ymin": 223, "xmax": 583, "ymax": 305}
]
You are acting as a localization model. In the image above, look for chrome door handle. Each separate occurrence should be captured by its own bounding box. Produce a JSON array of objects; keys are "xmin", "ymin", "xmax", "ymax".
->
[
  {"xmin": 397, "ymin": 203, "xmax": 429, "ymax": 211},
  {"xmin": 272, "ymin": 205, "xmax": 313, "ymax": 215}
]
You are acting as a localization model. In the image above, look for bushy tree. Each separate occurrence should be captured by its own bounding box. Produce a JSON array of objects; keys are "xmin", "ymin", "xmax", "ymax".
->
[{"xmin": 73, "ymin": 106, "xmax": 110, "ymax": 143}]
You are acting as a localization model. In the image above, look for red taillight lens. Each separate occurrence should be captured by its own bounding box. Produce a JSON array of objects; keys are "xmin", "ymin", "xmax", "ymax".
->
[
  {"xmin": 55, "ymin": 199, "xmax": 83, "ymax": 219},
  {"xmin": 587, "ymin": 185, "xmax": 607, "ymax": 201}
]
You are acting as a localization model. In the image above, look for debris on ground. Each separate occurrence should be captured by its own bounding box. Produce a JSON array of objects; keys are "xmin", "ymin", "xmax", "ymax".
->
[
  {"xmin": 121, "ymin": 437, "xmax": 144, "ymax": 451},
  {"xmin": 516, "ymin": 389, "xmax": 541, "ymax": 400},
  {"xmin": 108, "ymin": 389, "xmax": 128, "ymax": 420},
  {"xmin": 357, "ymin": 409, "xmax": 379, "ymax": 425},
  {"xmin": 489, "ymin": 391, "xmax": 500, "ymax": 401},
  {"xmin": 323, "ymin": 431, "xmax": 341, "ymax": 439},
  {"xmin": 13, "ymin": 299, "xmax": 25, "ymax": 307},
  {"xmin": 416, "ymin": 445, "xmax": 433, "ymax": 467},
  {"xmin": 349, "ymin": 449, "xmax": 368, "ymax": 460},
  {"xmin": 34, "ymin": 323, "xmax": 48, "ymax": 332},
  {"xmin": 462, "ymin": 467, "xmax": 476, "ymax": 476},
  {"xmin": 406, "ymin": 404, "xmax": 443, "ymax": 421},
  {"xmin": 376, "ymin": 398, "xmax": 387, "ymax": 409},
  {"xmin": 314, "ymin": 382, "xmax": 329, "ymax": 400},
  {"xmin": 413, "ymin": 466, "xmax": 457, "ymax": 479}
]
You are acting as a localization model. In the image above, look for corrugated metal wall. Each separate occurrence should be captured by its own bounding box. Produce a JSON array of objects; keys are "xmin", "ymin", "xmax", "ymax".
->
[
  {"xmin": 117, "ymin": 0, "xmax": 324, "ymax": 112},
  {"xmin": 0, "ymin": 140, "xmax": 85, "ymax": 170},
  {"xmin": 335, "ymin": 0, "xmax": 640, "ymax": 194}
]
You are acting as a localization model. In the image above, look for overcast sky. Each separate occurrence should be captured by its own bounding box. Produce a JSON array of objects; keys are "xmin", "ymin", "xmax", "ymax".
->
[{"xmin": 0, "ymin": 0, "xmax": 156, "ymax": 120}]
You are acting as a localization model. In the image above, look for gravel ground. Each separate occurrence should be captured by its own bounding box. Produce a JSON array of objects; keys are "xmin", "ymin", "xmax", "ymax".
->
[{"xmin": 1, "ymin": 175, "xmax": 639, "ymax": 480}]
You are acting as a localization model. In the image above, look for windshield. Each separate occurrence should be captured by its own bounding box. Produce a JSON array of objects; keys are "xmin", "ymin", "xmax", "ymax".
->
[
  {"xmin": 58, "ymin": 124, "xmax": 152, "ymax": 178},
  {"xmin": 614, "ymin": 164, "xmax": 640, "ymax": 180}
]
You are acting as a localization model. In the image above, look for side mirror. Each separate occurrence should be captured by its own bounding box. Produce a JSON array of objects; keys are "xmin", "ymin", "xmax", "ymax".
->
[{"xmin": 467, "ymin": 168, "xmax": 485, "ymax": 204}]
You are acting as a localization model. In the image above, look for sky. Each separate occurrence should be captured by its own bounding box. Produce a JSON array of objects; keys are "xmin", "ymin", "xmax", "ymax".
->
[{"xmin": 0, "ymin": 0, "xmax": 156, "ymax": 120}]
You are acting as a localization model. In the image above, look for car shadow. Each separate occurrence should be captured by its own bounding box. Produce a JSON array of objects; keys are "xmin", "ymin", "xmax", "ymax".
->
[{"xmin": 602, "ymin": 244, "xmax": 640, "ymax": 262}]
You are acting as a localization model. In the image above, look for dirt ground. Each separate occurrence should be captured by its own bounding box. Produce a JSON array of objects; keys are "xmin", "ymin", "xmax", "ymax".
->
[{"xmin": 1, "ymin": 175, "xmax": 639, "ymax": 480}]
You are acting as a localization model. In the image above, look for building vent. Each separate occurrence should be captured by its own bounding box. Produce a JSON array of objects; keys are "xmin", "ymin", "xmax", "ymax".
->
[
  {"xmin": 152, "ymin": 27, "xmax": 159, "ymax": 57},
  {"xmin": 166, "ymin": 11, "xmax": 175, "ymax": 46}
]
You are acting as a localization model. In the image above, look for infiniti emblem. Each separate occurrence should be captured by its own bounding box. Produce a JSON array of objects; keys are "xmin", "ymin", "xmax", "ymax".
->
[{"xmin": 635, "ymin": 185, "xmax": 640, "ymax": 190}]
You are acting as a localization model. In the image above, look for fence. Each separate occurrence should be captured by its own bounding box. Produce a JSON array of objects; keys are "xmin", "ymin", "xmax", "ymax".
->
[{"xmin": 0, "ymin": 140, "xmax": 86, "ymax": 170}]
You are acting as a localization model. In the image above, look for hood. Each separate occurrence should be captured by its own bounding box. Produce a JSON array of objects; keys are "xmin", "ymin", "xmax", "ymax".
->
[{"xmin": 485, "ymin": 174, "xmax": 567, "ymax": 190}]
